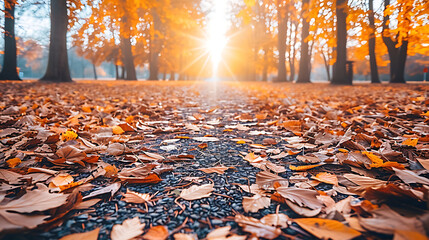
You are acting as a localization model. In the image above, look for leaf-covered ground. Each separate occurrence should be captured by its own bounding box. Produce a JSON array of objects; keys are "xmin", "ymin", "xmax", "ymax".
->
[{"xmin": 0, "ymin": 81, "xmax": 429, "ymax": 240}]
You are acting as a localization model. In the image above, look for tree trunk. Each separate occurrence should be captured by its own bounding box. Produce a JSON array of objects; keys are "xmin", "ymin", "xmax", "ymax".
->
[
  {"xmin": 40, "ymin": 0, "xmax": 72, "ymax": 82},
  {"xmin": 322, "ymin": 52, "xmax": 331, "ymax": 82},
  {"xmin": 276, "ymin": 2, "xmax": 288, "ymax": 82},
  {"xmin": 120, "ymin": 36, "xmax": 137, "ymax": 80},
  {"xmin": 170, "ymin": 71, "xmax": 175, "ymax": 80},
  {"xmin": 121, "ymin": 66, "xmax": 126, "ymax": 79},
  {"xmin": 382, "ymin": 0, "xmax": 407, "ymax": 83},
  {"xmin": 296, "ymin": 0, "xmax": 311, "ymax": 83},
  {"xmin": 0, "ymin": 0, "xmax": 20, "ymax": 80},
  {"xmin": 262, "ymin": 45, "xmax": 268, "ymax": 81},
  {"xmin": 149, "ymin": 10, "xmax": 161, "ymax": 80},
  {"xmin": 289, "ymin": 21, "xmax": 299, "ymax": 81},
  {"xmin": 115, "ymin": 64, "xmax": 119, "ymax": 80},
  {"xmin": 331, "ymin": 0, "xmax": 349, "ymax": 85},
  {"xmin": 368, "ymin": 0, "xmax": 380, "ymax": 83},
  {"xmin": 92, "ymin": 63, "xmax": 98, "ymax": 80}
]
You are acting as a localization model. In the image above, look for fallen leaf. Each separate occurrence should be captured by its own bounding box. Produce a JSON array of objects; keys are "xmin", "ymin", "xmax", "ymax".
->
[
  {"xmin": 143, "ymin": 225, "xmax": 168, "ymax": 240},
  {"xmin": 256, "ymin": 171, "xmax": 288, "ymax": 189},
  {"xmin": 234, "ymin": 214, "xmax": 281, "ymax": 239},
  {"xmin": 198, "ymin": 166, "xmax": 230, "ymax": 174},
  {"xmin": 276, "ymin": 187, "xmax": 323, "ymax": 210},
  {"xmin": 83, "ymin": 182, "xmax": 121, "ymax": 200},
  {"xmin": 402, "ymin": 138, "xmax": 418, "ymax": 147},
  {"xmin": 206, "ymin": 226, "xmax": 231, "ymax": 239},
  {"xmin": 59, "ymin": 228, "xmax": 99, "ymax": 240},
  {"xmin": 0, "ymin": 184, "xmax": 68, "ymax": 231},
  {"xmin": 106, "ymin": 143, "xmax": 126, "ymax": 156},
  {"xmin": 312, "ymin": 172, "xmax": 338, "ymax": 186},
  {"xmin": 393, "ymin": 167, "xmax": 429, "ymax": 185},
  {"xmin": 180, "ymin": 183, "xmax": 214, "ymax": 200},
  {"xmin": 193, "ymin": 137, "xmax": 219, "ymax": 142},
  {"xmin": 51, "ymin": 173, "xmax": 74, "ymax": 187},
  {"xmin": 111, "ymin": 217, "xmax": 145, "ymax": 240},
  {"xmin": 359, "ymin": 205, "xmax": 426, "ymax": 235},
  {"xmin": 173, "ymin": 233, "xmax": 197, "ymax": 240},
  {"xmin": 122, "ymin": 189, "xmax": 152, "ymax": 204},
  {"xmin": 294, "ymin": 218, "xmax": 361, "ymax": 240},
  {"xmin": 112, "ymin": 126, "xmax": 125, "ymax": 135},
  {"xmin": 56, "ymin": 145, "xmax": 87, "ymax": 163},
  {"xmin": 242, "ymin": 194, "xmax": 271, "ymax": 213},
  {"xmin": 289, "ymin": 164, "xmax": 321, "ymax": 171},
  {"xmin": 7, "ymin": 158, "xmax": 21, "ymax": 168},
  {"xmin": 260, "ymin": 213, "xmax": 289, "ymax": 228}
]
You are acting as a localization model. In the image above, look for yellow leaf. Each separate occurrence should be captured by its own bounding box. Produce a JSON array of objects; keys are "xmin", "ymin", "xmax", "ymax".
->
[
  {"xmin": 7, "ymin": 158, "xmax": 21, "ymax": 168},
  {"xmin": 402, "ymin": 138, "xmax": 418, "ymax": 147},
  {"xmin": 61, "ymin": 130, "xmax": 78, "ymax": 141},
  {"xmin": 112, "ymin": 126, "xmax": 124, "ymax": 135},
  {"xmin": 236, "ymin": 140, "xmax": 246, "ymax": 144},
  {"xmin": 294, "ymin": 218, "xmax": 361, "ymax": 240},
  {"xmin": 289, "ymin": 164, "xmax": 320, "ymax": 171}
]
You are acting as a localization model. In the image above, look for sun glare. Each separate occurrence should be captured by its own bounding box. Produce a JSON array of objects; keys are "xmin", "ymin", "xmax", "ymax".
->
[{"xmin": 206, "ymin": 0, "xmax": 228, "ymax": 77}]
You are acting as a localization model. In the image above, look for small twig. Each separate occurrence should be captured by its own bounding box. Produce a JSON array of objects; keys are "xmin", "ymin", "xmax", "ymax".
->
[
  {"xmin": 174, "ymin": 197, "xmax": 185, "ymax": 212},
  {"xmin": 170, "ymin": 217, "xmax": 189, "ymax": 235},
  {"xmin": 207, "ymin": 217, "xmax": 213, "ymax": 229},
  {"xmin": 212, "ymin": 192, "xmax": 233, "ymax": 198}
]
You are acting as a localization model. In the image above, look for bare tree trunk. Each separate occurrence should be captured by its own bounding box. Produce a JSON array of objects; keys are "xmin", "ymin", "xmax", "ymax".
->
[
  {"xmin": 121, "ymin": 66, "xmax": 126, "ymax": 79},
  {"xmin": 0, "ymin": 0, "xmax": 20, "ymax": 80},
  {"xmin": 322, "ymin": 52, "xmax": 331, "ymax": 81},
  {"xmin": 115, "ymin": 64, "xmax": 119, "ymax": 80},
  {"xmin": 40, "ymin": 0, "xmax": 72, "ymax": 82},
  {"xmin": 120, "ymin": 36, "xmax": 137, "ymax": 80},
  {"xmin": 92, "ymin": 63, "xmax": 98, "ymax": 80},
  {"xmin": 276, "ymin": 2, "xmax": 288, "ymax": 82},
  {"xmin": 296, "ymin": 0, "xmax": 311, "ymax": 83},
  {"xmin": 368, "ymin": 0, "xmax": 380, "ymax": 83},
  {"xmin": 331, "ymin": 0, "xmax": 349, "ymax": 85},
  {"xmin": 382, "ymin": 0, "xmax": 407, "ymax": 83},
  {"xmin": 170, "ymin": 71, "xmax": 175, "ymax": 80},
  {"xmin": 289, "ymin": 21, "xmax": 299, "ymax": 81},
  {"xmin": 262, "ymin": 45, "xmax": 269, "ymax": 81}
]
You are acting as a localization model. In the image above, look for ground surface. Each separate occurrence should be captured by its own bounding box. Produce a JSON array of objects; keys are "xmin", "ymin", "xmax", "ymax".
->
[{"xmin": 0, "ymin": 81, "xmax": 429, "ymax": 240}]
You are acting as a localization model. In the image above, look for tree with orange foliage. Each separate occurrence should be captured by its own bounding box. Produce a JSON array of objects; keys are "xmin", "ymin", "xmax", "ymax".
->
[
  {"xmin": 0, "ymin": 0, "xmax": 21, "ymax": 81},
  {"xmin": 382, "ymin": 0, "xmax": 429, "ymax": 83}
]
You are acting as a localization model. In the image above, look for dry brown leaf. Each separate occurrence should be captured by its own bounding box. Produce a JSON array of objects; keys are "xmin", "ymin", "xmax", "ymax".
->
[
  {"xmin": 198, "ymin": 166, "xmax": 230, "ymax": 174},
  {"xmin": 83, "ymin": 182, "xmax": 121, "ymax": 200},
  {"xmin": 294, "ymin": 218, "xmax": 361, "ymax": 240},
  {"xmin": 59, "ymin": 228, "xmax": 100, "ymax": 240},
  {"xmin": 343, "ymin": 174, "xmax": 387, "ymax": 188},
  {"xmin": 206, "ymin": 226, "xmax": 231, "ymax": 239},
  {"xmin": 312, "ymin": 172, "xmax": 339, "ymax": 186},
  {"xmin": 180, "ymin": 183, "xmax": 214, "ymax": 200},
  {"xmin": 265, "ymin": 161, "xmax": 286, "ymax": 173},
  {"xmin": 0, "ymin": 184, "xmax": 68, "ymax": 231},
  {"xmin": 51, "ymin": 173, "xmax": 74, "ymax": 187},
  {"xmin": 106, "ymin": 143, "xmax": 126, "ymax": 156},
  {"xmin": 242, "ymin": 194, "xmax": 271, "ymax": 213},
  {"xmin": 286, "ymin": 199, "xmax": 322, "ymax": 217},
  {"xmin": 75, "ymin": 199, "xmax": 101, "ymax": 210},
  {"xmin": 143, "ymin": 225, "xmax": 168, "ymax": 240},
  {"xmin": 173, "ymin": 233, "xmax": 197, "ymax": 240},
  {"xmin": 256, "ymin": 171, "xmax": 288, "ymax": 189},
  {"xmin": 393, "ymin": 167, "xmax": 429, "ymax": 185},
  {"xmin": 0, "ymin": 169, "xmax": 23, "ymax": 184},
  {"xmin": 111, "ymin": 217, "xmax": 145, "ymax": 240},
  {"xmin": 27, "ymin": 167, "xmax": 58, "ymax": 175},
  {"xmin": 260, "ymin": 213, "xmax": 289, "ymax": 228},
  {"xmin": 122, "ymin": 189, "xmax": 152, "ymax": 204},
  {"xmin": 359, "ymin": 205, "xmax": 426, "ymax": 235},
  {"xmin": 234, "ymin": 214, "xmax": 281, "ymax": 239},
  {"xmin": 276, "ymin": 187, "xmax": 323, "ymax": 210},
  {"xmin": 416, "ymin": 158, "xmax": 429, "ymax": 170},
  {"xmin": 56, "ymin": 145, "xmax": 87, "ymax": 163}
]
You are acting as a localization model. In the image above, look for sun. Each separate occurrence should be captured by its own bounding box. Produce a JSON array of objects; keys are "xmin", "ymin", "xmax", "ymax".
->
[{"xmin": 206, "ymin": 0, "xmax": 228, "ymax": 77}]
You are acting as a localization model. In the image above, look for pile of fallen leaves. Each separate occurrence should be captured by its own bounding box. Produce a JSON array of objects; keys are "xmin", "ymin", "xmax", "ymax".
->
[{"xmin": 0, "ymin": 81, "xmax": 429, "ymax": 240}]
